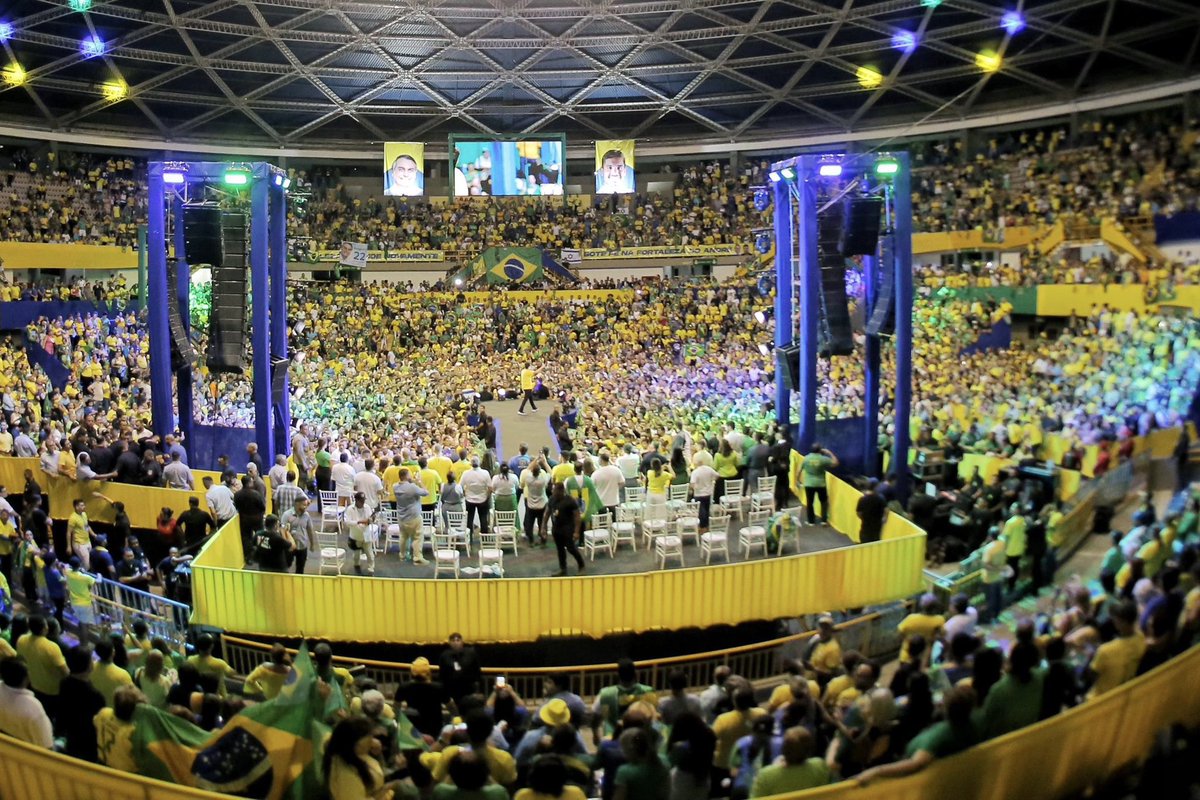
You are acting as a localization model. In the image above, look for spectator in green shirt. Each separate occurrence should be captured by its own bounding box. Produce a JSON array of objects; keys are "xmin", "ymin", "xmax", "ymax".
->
[
  {"xmin": 981, "ymin": 641, "xmax": 1044, "ymax": 738},
  {"xmin": 749, "ymin": 726, "xmax": 830, "ymax": 797},
  {"xmin": 857, "ymin": 685, "xmax": 982, "ymax": 786},
  {"xmin": 800, "ymin": 443, "xmax": 838, "ymax": 526}
]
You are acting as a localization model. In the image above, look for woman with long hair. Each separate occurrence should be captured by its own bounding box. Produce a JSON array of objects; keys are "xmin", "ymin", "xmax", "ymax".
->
[
  {"xmin": 713, "ymin": 440, "xmax": 740, "ymax": 503},
  {"xmin": 314, "ymin": 437, "xmax": 333, "ymax": 495},
  {"xmin": 324, "ymin": 716, "xmax": 392, "ymax": 800},
  {"xmin": 667, "ymin": 711, "xmax": 717, "ymax": 800},
  {"xmin": 669, "ymin": 447, "xmax": 689, "ymax": 487}
]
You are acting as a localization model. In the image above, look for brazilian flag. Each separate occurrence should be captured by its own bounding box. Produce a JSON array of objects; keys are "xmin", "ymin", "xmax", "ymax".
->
[
  {"xmin": 132, "ymin": 645, "xmax": 341, "ymax": 799},
  {"xmin": 484, "ymin": 247, "xmax": 544, "ymax": 284}
]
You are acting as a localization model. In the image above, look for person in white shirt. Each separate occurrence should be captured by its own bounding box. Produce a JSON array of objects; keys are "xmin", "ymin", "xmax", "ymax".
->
[
  {"xmin": 331, "ymin": 452, "xmax": 357, "ymax": 499},
  {"xmin": 942, "ymin": 593, "xmax": 979, "ymax": 643},
  {"xmin": 490, "ymin": 465, "xmax": 519, "ymax": 513},
  {"xmin": 519, "ymin": 461, "xmax": 550, "ymax": 545},
  {"xmin": 352, "ymin": 459, "xmax": 384, "ymax": 511},
  {"xmin": 689, "ymin": 462, "xmax": 719, "ymax": 531},
  {"xmin": 203, "ymin": 476, "xmax": 237, "ymax": 525},
  {"xmin": 615, "ymin": 445, "xmax": 641, "ymax": 498},
  {"xmin": 39, "ymin": 442, "xmax": 60, "ymax": 479},
  {"xmin": 268, "ymin": 455, "xmax": 289, "ymax": 491},
  {"xmin": 342, "ymin": 492, "xmax": 377, "ymax": 575},
  {"xmin": 460, "ymin": 457, "xmax": 493, "ymax": 537},
  {"xmin": 0, "ymin": 659, "xmax": 54, "ymax": 749},
  {"xmin": 591, "ymin": 453, "xmax": 625, "ymax": 517},
  {"xmin": 691, "ymin": 444, "xmax": 714, "ymax": 469}
]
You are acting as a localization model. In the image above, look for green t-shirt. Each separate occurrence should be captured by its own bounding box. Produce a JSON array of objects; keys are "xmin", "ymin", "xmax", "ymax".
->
[
  {"xmin": 749, "ymin": 758, "xmax": 831, "ymax": 798},
  {"xmin": 981, "ymin": 671, "xmax": 1044, "ymax": 738},
  {"xmin": 1100, "ymin": 546, "xmax": 1124, "ymax": 576},
  {"xmin": 905, "ymin": 717, "xmax": 981, "ymax": 760},
  {"xmin": 614, "ymin": 759, "xmax": 670, "ymax": 800},
  {"xmin": 800, "ymin": 453, "xmax": 833, "ymax": 488},
  {"xmin": 714, "ymin": 452, "xmax": 740, "ymax": 478}
]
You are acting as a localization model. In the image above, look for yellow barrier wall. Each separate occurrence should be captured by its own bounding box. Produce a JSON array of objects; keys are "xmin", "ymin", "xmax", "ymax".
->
[
  {"xmin": 0, "ymin": 457, "xmax": 207, "ymax": 529},
  {"xmin": 0, "ymin": 242, "xmax": 139, "ymax": 270},
  {"xmin": 1036, "ymin": 283, "xmax": 1152, "ymax": 315},
  {"xmin": 910, "ymin": 225, "xmax": 1044, "ymax": 255},
  {"xmin": 774, "ymin": 643, "xmax": 1200, "ymax": 800},
  {"xmin": 190, "ymin": 524, "xmax": 926, "ymax": 644},
  {"xmin": 191, "ymin": 516, "xmax": 245, "ymax": 570}
]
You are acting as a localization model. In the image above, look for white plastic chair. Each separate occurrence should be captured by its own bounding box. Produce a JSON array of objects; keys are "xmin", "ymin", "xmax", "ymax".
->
[
  {"xmin": 492, "ymin": 509, "xmax": 520, "ymax": 555},
  {"xmin": 584, "ymin": 512, "xmax": 614, "ymax": 560},
  {"xmin": 656, "ymin": 534, "xmax": 684, "ymax": 568},
  {"xmin": 443, "ymin": 511, "xmax": 471, "ymax": 557},
  {"xmin": 420, "ymin": 509, "xmax": 438, "ymax": 554},
  {"xmin": 624, "ymin": 486, "xmax": 646, "ymax": 504},
  {"xmin": 641, "ymin": 500, "xmax": 670, "ymax": 549},
  {"xmin": 719, "ymin": 479, "xmax": 748, "ymax": 517},
  {"xmin": 316, "ymin": 530, "xmax": 344, "ymax": 575},
  {"xmin": 433, "ymin": 530, "xmax": 461, "ymax": 578},
  {"xmin": 380, "ymin": 507, "xmax": 401, "ymax": 554},
  {"xmin": 318, "ymin": 490, "xmax": 342, "ymax": 532},
  {"xmin": 676, "ymin": 503, "xmax": 701, "ymax": 546},
  {"xmin": 666, "ymin": 483, "xmax": 689, "ymax": 516},
  {"xmin": 613, "ymin": 506, "xmax": 638, "ymax": 552},
  {"xmin": 738, "ymin": 509, "xmax": 771, "ymax": 559},
  {"xmin": 699, "ymin": 529, "xmax": 729, "ymax": 564},
  {"xmin": 477, "ymin": 547, "xmax": 504, "ymax": 578},
  {"xmin": 775, "ymin": 512, "xmax": 801, "ymax": 556},
  {"xmin": 751, "ymin": 476, "xmax": 777, "ymax": 514}
]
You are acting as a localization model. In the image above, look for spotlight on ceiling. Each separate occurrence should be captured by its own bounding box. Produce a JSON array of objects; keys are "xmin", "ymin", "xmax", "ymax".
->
[{"xmin": 1001, "ymin": 11, "xmax": 1025, "ymax": 35}]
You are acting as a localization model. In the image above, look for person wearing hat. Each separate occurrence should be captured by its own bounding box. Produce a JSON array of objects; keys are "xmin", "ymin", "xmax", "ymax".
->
[
  {"xmin": 512, "ymin": 697, "xmax": 588, "ymax": 769},
  {"xmin": 803, "ymin": 616, "xmax": 844, "ymax": 686},
  {"xmin": 396, "ymin": 656, "xmax": 446, "ymax": 738}
]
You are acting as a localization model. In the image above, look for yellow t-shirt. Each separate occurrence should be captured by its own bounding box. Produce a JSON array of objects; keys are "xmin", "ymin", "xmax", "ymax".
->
[
  {"xmin": 713, "ymin": 708, "xmax": 767, "ymax": 768},
  {"xmin": 809, "ymin": 639, "xmax": 843, "ymax": 674},
  {"xmin": 551, "ymin": 462, "xmax": 576, "ymax": 485},
  {"xmin": 16, "ymin": 633, "xmax": 67, "ymax": 696},
  {"xmin": 243, "ymin": 663, "xmax": 290, "ymax": 700},
  {"xmin": 521, "ymin": 368, "xmax": 535, "ymax": 391},
  {"xmin": 91, "ymin": 661, "xmax": 134, "ymax": 707},
  {"xmin": 420, "ymin": 468, "xmax": 443, "ymax": 506},
  {"xmin": 1088, "ymin": 632, "xmax": 1146, "ymax": 698},
  {"xmin": 897, "ymin": 613, "xmax": 945, "ymax": 661},
  {"xmin": 766, "ymin": 680, "xmax": 821, "ymax": 712},
  {"xmin": 68, "ymin": 512, "xmax": 91, "ymax": 547},
  {"xmin": 645, "ymin": 469, "xmax": 674, "ymax": 495},
  {"xmin": 431, "ymin": 745, "xmax": 517, "ymax": 787},
  {"xmin": 94, "ymin": 708, "xmax": 137, "ymax": 772},
  {"xmin": 187, "ymin": 654, "xmax": 235, "ymax": 696}
]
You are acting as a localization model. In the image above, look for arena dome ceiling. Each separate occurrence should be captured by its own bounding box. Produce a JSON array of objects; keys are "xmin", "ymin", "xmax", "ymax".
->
[{"xmin": 0, "ymin": 0, "xmax": 1197, "ymax": 153}]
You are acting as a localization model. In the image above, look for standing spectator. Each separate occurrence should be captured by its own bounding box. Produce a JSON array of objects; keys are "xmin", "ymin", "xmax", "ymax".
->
[
  {"xmin": 799, "ymin": 443, "xmax": 838, "ymax": 526},
  {"xmin": 657, "ymin": 668, "xmax": 701, "ymax": 726},
  {"xmin": 203, "ymin": 475, "xmax": 236, "ymax": 527},
  {"xmin": 177, "ymin": 496, "xmax": 216, "ymax": 549},
  {"xmin": 461, "ymin": 457, "xmax": 493, "ymax": 538},
  {"xmin": 280, "ymin": 496, "xmax": 316, "ymax": 574},
  {"xmin": 94, "ymin": 686, "xmax": 146, "ymax": 773},
  {"xmin": 1002, "ymin": 504, "xmax": 1028, "ymax": 592},
  {"xmin": 90, "ymin": 637, "xmax": 133, "ymax": 706},
  {"xmin": 437, "ymin": 632, "xmax": 483, "ymax": 707},
  {"xmin": 0, "ymin": 658, "xmax": 54, "ymax": 749},
  {"xmin": 395, "ymin": 656, "xmax": 446, "ymax": 737},
  {"xmin": 749, "ymin": 727, "xmax": 830, "ymax": 797},
  {"xmin": 234, "ymin": 475, "xmax": 268, "ymax": 561},
  {"xmin": 980, "ymin": 527, "xmax": 1008, "ymax": 623},
  {"xmin": 163, "ymin": 450, "xmax": 193, "ymax": 489},
  {"xmin": 519, "ymin": 462, "xmax": 550, "ymax": 546},
  {"xmin": 1085, "ymin": 599, "xmax": 1146, "ymax": 699},
  {"xmin": 67, "ymin": 497, "xmax": 94, "ymax": 569},
  {"xmin": 393, "ymin": 468, "xmax": 429, "ymax": 565},
  {"xmin": 546, "ymin": 481, "xmax": 585, "ymax": 577},
  {"xmin": 713, "ymin": 689, "xmax": 768, "ymax": 782},
  {"xmin": 57, "ymin": 644, "xmax": 105, "ymax": 760},
  {"xmin": 856, "ymin": 481, "xmax": 887, "ymax": 543},
  {"xmin": 16, "ymin": 614, "xmax": 67, "ymax": 714},
  {"xmin": 613, "ymin": 727, "xmax": 670, "ymax": 800}
]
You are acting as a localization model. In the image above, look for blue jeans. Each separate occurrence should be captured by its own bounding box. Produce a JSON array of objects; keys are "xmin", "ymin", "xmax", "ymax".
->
[{"xmin": 984, "ymin": 581, "xmax": 1005, "ymax": 623}]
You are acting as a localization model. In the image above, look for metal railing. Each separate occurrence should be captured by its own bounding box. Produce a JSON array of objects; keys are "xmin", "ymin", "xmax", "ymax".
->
[
  {"xmin": 220, "ymin": 604, "xmax": 909, "ymax": 703},
  {"xmin": 92, "ymin": 576, "xmax": 191, "ymax": 651}
]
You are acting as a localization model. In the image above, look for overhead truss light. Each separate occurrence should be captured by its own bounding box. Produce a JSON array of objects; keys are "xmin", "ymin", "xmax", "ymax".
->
[
  {"xmin": 856, "ymin": 65, "xmax": 883, "ymax": 89},
  {"xmin": 1001, "ymin": 11, "xmax": 1025, "ymax": 35}
]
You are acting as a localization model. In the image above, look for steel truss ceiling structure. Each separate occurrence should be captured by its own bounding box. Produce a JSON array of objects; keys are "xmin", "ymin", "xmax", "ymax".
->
[{"xmin": 0, "ymin": 0, "xmax": 1197, "ymax": 153}]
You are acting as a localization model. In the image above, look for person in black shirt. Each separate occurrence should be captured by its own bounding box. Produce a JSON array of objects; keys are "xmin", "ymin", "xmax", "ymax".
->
[
  {"xmin": 22, "ymin": 495, "xmax": 50, "ymax": 548},
  {"xmin": 437, "ymin": 633, "xmax": 483, "ymax": 706},
  {"xmin": 253, "ymin": 515, "xmax": 293, "ymax": 572},
  {"xmin": 545, "ymin": 482, "xmax": 585, "ymax": 577},
  {"xmin": 235, "ymin": 481, "xmax": 267, "ymax": 561},
  {"xmin": 770, "ymin": 432, "xmax": 793, "ymax": 510},
  {"xmin": 89, "ymin": 535, "xmax": 116, "ymax": 580},
  {"xmin": 856, "ymin": 484, "xmax": 888, "ymax": 543},
  {"xmin": 57, "ymin": 645, "xmax": 105, "ymax": 762},
  {"xmin": 177, "ymin": 496, "xmax": 216, "ymax": 549},
  {"xmin": 22, "ymin": 470, "xmax": 44, "ymax": 517},
  {"xmin": 114, "ymin": 441, "xmax": 142, "ymax": 484},
  {"xmin": 117, "ymin": 547, "xmax": 152, "ymax": 603},
  {"xmin": 395, "ymin": 656, "xmax": 448, "ymax": 736},
  {"xmin": 140, "ymin": 450, "xmax": 163, "ymax": 487}
]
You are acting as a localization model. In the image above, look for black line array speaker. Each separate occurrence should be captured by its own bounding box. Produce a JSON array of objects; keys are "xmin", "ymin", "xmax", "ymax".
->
[
  {"xmin": 866, "ymin": 235, "xmax": 896, "ymax": 336},
  {"xmin": 206, "ymin": 212, "xmax": 247, "ymax": 374},
  {"xmin": 183, "ymin": 206, "xmax": 222, "ymax": 267},
  {"xmin": 165, "ymin": 258, "xmax": 196, "ymax": 371},
  {"xmin": 776, "ymin": 344, "xmax": 801, "ymax": 391},
  {"xmin": 840, "ymin": 196, "xmax": 884, "ymax": 257},
  {"xmin": 817, "ymin": 202, "xmax": 855, "ymax": 357}
]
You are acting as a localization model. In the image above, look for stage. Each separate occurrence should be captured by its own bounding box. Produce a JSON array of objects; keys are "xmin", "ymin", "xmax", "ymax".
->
[{"xmin": 279, "ymin": 510, "xmax": 853, "ymax": 580}]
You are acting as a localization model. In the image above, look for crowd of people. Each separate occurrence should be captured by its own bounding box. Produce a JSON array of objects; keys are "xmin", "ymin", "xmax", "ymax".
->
[
  {"xmin": 2, "ymin": 539, "xmax": 1197, "ymax": 798},
  {"xmin": 0, "ymin": 274, "xmax": 135, "ymax": 305},
  {"xmin": 0, "ymin": 114, "xmax": 1197, "ymax": 257}
]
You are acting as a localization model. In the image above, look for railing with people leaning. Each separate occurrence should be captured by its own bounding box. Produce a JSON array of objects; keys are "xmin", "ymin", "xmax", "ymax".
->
[
  {"xmin": 217, "ymin": 603, "xmax": 912, "ymax": 703},
  {"xmin": 91, "ymin": 575, "xmax": 191, "ymax": 651}
]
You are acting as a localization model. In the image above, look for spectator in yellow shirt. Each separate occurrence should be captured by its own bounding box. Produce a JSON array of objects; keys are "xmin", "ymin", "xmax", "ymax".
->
[{"xmin": 94, "ymin": 687, "xmax": 146, "ymax": 773}]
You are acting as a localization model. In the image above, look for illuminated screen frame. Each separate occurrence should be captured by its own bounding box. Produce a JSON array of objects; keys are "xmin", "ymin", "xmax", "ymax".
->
[{"xmin": 449, "ymin": 133, "xmax": 567, "ymax": 198}]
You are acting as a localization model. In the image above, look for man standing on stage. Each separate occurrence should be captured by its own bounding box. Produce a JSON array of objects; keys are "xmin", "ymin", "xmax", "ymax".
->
[{"xmin": 518, "ymin": 366, "xmax": 538, "ymax": 415}]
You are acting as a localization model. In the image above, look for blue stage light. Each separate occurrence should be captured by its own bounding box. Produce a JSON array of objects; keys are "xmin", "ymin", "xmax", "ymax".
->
[
  {"xmin": 753, "ymin": 188, "xmax": 771, "ymax": 212},
  {"xmin": 755, "ymin": 232, "xmax": 772, "ymax": 254},
  {"xmin": 0, "ymin": 22, "xmax": 13, "ymax": 41},
  {"xmin": 1001, "ymin": 11, "xmax": 1025, "ymax": 35},
  {"xmin": 80, "ymin": 35, "xmax": 105, "ymax": 57},
  {"xmin": 891, "ymin": 30, "xmax": 917, "ymax": 52}
]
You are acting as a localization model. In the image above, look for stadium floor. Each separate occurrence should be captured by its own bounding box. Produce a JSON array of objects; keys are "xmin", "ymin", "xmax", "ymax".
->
[{"xmin": 294, "ymin": 518, "xmax": 852, "ymax": 579}]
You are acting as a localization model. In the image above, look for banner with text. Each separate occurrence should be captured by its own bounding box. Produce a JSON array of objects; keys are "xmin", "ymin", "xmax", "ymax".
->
[
  {"xmin": 581, "ymin": 243, "xmax": 744, "ymax": 260},
  {"xmin": 311, "ymin": 249, "xmax": 444, "ymax": 263},
  {"xmin": 338, "ymin": 242, "xmax": 369, "ymax": 269}
]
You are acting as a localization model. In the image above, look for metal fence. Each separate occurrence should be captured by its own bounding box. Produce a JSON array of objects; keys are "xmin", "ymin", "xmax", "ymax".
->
[
  {"xmin": 220, "ymin": 604, "xmax": 907, "ymax": 704},
  {"xmin": 91, "ymin": 576, "xmax": 191, "ymax": 651}
]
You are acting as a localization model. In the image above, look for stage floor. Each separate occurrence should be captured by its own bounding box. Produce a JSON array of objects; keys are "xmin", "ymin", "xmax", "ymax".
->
[{"xmin": 286, "ymin": 511, "xmax": 853, "ymax": 579}]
